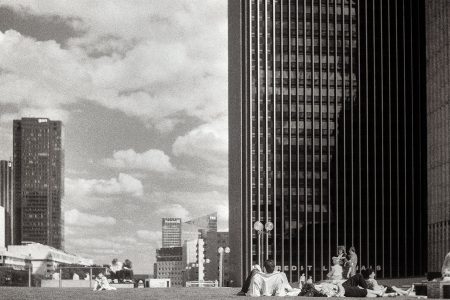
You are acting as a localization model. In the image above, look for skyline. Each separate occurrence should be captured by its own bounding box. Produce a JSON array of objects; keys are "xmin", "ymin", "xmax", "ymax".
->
[{"xmin": 0, "ymin": 1, "xmax": 228, "ymax": 273}]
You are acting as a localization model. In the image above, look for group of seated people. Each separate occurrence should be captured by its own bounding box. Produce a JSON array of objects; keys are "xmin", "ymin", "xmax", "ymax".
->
[
  {"xmin": 105, "ymin": 258, "xmax": 134, "ymax": 283},
  {"xmin": 238, "ymin": 259, "xmax": 414, "ymax": 297},
  {"xmin": 92, "ymin": 258, "xmax": 134, "ymax": 291}
]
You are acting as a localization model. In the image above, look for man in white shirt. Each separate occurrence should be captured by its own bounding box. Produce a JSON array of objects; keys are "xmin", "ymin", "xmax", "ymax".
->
[
  {"xmin": 109, "ymin": 258, "xmax": 123, "ymax": 282},
  {"xmin": 246, "ymin": 260, "xmax": 300, "ymax": 297}
]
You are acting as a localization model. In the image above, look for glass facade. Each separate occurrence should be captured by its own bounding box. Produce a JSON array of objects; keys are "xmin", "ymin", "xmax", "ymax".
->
[
  {"xmin": 426, "ymin": 0, "xmax": 450, "ymax": 273},
  {"xmin": 162, "ymin": 218, "xmax": 182, "ymax": 248},
  {"xmin": 229, "ymin": 0, "xmax": 427, "ymax": 284},
  {"xmin": 13, "ymin": 118, "xmax": 64, "ymax": 249}
]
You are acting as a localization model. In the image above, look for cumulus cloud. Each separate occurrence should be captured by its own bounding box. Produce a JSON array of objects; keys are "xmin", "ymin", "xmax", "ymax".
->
[
  {"xmin": 0, "ymin": 1, "xmax": 228, "ymax": 274},
  {"xmin": 65, "ymin": 209, "xmax": 116, "ymax": 227},
  {"xmin": 69, "ymin": 237, "xmax": 124, "ymax": 250},
  {"xmin": 156, "ymin": 204, "xmax": 190, "ymax": 221},
  {"xmin": 0, "ymin": 107, "xmax": 70, "ymax": 124},
  {"xmin": 0, "ymin": 0, "xmax": 227, "ymax": 131},
  {"xmin": 65, "ymin": 173, "xmax": 144, "ymax": 199},
  {"xmin": 172, "ymin": 117, "xmax": 228, "ymax": 165},
  {"xmin": 103, "ymin": 148, "xmax": 175, "ymax": 173},
  {"xmin": 136, "ymin": 230, "xmax": 161, "ymax": 242}
]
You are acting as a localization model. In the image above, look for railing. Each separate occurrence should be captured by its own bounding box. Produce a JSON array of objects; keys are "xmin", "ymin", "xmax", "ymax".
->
[{"xmin": 44, "ymin": 266, "xmax": 108, "ymax": 288}]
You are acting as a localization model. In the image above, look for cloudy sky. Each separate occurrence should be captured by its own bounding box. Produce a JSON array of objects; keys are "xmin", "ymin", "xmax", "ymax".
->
[{"xmin": 0, "ymin": 1, "xmax": 228, "ymax": 273}]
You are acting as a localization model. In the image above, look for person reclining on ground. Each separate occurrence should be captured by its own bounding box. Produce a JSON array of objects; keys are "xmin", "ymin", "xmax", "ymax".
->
[
  {"xmin": 93, "ymin": 273, "xmax": 117, "ymax": 291},
  {"xmin": 239, "ymin": 259, "xmax": 300, "ymax": 297},
  {"xmin": 340, "ymin": 272, "xmax": 386, "ymax": 297},
  {"xmin": 362, "ymin": 268, "xmax": 413, "ymax": 296},
  {"xmin": 302, "ymin": 272, "xmax": 383, "ymax": 297}
]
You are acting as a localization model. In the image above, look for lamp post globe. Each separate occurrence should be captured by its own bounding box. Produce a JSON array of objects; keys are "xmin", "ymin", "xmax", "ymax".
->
[
  {"xmin": 218, "ymin": 247, "xmax": 224, "ymax": 254},
  {"xmin": 265, "ymin": 221, "xmax": 274, "ymax": 231},
  {"xmin": 253, "ymin": 221, "xmax": 264, "ymax": 232},
  {"xmin": 225, "ymin": 247, "xmax": 231, "ymax": 254}
]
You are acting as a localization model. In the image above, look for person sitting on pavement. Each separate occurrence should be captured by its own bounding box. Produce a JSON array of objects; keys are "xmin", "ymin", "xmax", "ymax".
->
[
  {"xmin": 237, "ymin": 265, "xmax": 262, "ymax": 295},
  {"xmin": 122, "ymin": 259, "xmax": 134, "ymax": 283},
  {"xmin": 341, "ymin": 272, "xmax": 386, "ymax": 297},
  {"xmin": 326, "ymin": 256, "xmax": 344, "ymax": 281},
  {"xmin": 244, "ymin": 259, "xmax": 300, "ymax": 297},
  {"xmin": 93, "ymin": 273, "xmax": 117, "ymax": 291},
  {"xmin": 109, "ymin": 258, "xmax": 123, "ymax": 282},
  {"xmin": 362, "ymin": 268, "xmax": 413, "ymax": 296}
]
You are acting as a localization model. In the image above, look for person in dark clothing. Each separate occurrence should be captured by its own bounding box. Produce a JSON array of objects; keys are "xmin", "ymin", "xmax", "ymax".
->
[
  {"xmin": 342, "ymin": 273, "xmax": 386, "ymax": 297},
  {"xmin": 237, "ymin": 265, "xmax": 262, "ymax": 295},
  {"xmin": 122, "ymin": 259, "xmax": 133, "ymax": 282},
  {"xmin": 362, "ymin": 268, "xmax": 412, "ymax": 296}
]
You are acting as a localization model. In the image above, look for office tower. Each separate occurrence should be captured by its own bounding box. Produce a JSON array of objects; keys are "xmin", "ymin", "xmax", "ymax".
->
[
  {"xmin": 426, "ymin": 0, "xmax": 450, "ymax": 273},
  {"xmin": 229, "ymin": 0, "xmax": 427, "ymax": 284},
  {"xmin": 0, "ymin": 160, "xmax": 13, "ymax": 245},
  {"xmin": 13, "ymin": 118, "xmax": 64, "ymax": 249},
  {"xmin": 162, "ymin": 218, "xmax": 182, "ymax": 248}
]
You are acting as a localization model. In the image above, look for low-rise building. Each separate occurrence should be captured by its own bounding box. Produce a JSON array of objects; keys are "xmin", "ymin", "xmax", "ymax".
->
[
  {"xmin": 0, "ymin": 248, "xmax": 28, "ymax": 270},
  {"xmin": 154, "ymin": 246, "xmax": 183, "ymax": 286},
  {"xmin": 7, "ymin": 242, "xmax": 93, "ymax": 276}
]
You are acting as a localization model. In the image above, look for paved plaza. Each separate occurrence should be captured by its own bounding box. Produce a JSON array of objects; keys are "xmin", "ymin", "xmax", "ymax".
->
[
  {"xmin": 0, "ymin": 283, "xmax": 430, "ymax": 300},
  {"xmin": 0, "ymin": 277, "xmax": 430, "ymax": 300}
]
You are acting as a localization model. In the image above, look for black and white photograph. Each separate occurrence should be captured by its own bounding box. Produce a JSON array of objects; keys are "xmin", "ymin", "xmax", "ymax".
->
[{"xmin": 0, "ymin": 0, "xmax": 448, "ymax": 299}]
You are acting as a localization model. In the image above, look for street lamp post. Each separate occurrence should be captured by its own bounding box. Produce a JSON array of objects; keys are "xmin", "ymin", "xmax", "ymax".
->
[
  {"xmin": 218, "ymin": 246, "xmax": 230, "ymax": 287},
  {"xmin": 253, "ymin": 221, "xmax": 274, "ymax": 266}
]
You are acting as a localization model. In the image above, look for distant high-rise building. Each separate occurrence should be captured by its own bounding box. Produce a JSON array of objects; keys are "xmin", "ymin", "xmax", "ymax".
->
[
  {"xmin": 184, "ymin": 212, "xmax": 218, "ymax": 234},
  {"xmin": 0, "ymin": 160, "xmax": 13, "ymax": 245},
  {"xmin": 162, "ymin": 218, "xmax": 182, "ymax": 248},
  {"xmin": 13, "ymin": 118, "xmax": 64, "ymax": 249},
  {"xmin": 229, "ymin": 0, "xmax": 427, "ymax": 284},
  {"xmin": 426, "ymin": 0, "xmax": 450, "ymax": 273},
  {"xmin": 182, "ymin": 212, "xmax": 218, "ymax": 242}
]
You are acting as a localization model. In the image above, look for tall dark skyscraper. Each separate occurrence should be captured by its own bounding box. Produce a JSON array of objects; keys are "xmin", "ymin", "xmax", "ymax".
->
[
  {"xmin": 426, "ymin": 0, "xmax": 450, "ymax": 274},
  {"xmin": 0, "ymin": 160, "xmax": 13, "ymax": 246},
  {"xmin": 229, "ymin": 0, "xmax": 427, "ymax": 284},
  {"xmin": 13, "ymin": 118, "xmax": 64, "ymax": 249}
]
